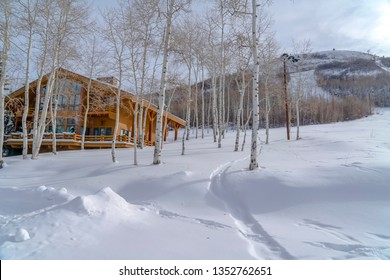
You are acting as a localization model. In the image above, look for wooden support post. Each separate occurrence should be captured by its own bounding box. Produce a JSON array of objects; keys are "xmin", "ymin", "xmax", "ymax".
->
[
  {"xmin": 174, "ymin": 124, "xmax": 180, "ymax": 141},
  {"xmin": 164, "ymin": 125, "xmax": 168, "ymax": 142},
  {"xmin": 283, "ymin": 60, "xmax": 290, "ymax": 140}
]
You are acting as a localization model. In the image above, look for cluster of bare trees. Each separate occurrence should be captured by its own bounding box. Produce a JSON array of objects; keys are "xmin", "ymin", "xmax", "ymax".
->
[
  {"xmin": 1, "ymin": 0, "xmax": 90, "ymax": 163},
  {"xmin": 164, "ymin": 0, "xmax": 275, "ymax": 169},
  {"xmin": 0, "ymin": 0, "xmax": 188, "ymax": 166},
  {"xmin": 0, "ymin": 0, "xmax": 100, "ymax": 166},
  {"xmin": 1, "ymin": 0, "xmax": 275, "ymax": 170}
]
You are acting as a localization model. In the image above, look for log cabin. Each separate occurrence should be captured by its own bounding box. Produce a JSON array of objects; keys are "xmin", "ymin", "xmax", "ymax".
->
[{"xmin": 3, "ymin": 68, "xmax": 185, "ymax": 155}]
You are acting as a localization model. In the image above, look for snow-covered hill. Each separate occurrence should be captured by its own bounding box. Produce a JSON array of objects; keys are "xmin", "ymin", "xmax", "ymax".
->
[
  {"xmin": 298, "ymin": 50, "xmax": 374, "ymax": 69},
  {"xmin": 287, "ymin": 50, "xmax": 390, "ymax": 105},
  {"xmin": 1, "ymin": 109, "xmax": 390, "ymax": 260}
]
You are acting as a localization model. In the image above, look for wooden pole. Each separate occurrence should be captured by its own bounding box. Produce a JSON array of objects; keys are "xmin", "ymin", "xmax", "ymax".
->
[{"xmin": 283, "ymin": 60, "xmax": 290, "ymax": 140}]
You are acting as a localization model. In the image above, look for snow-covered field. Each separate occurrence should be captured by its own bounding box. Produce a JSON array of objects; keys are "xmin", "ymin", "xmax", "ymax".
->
[{"xmin": 1, "ymin": 109, "xmax": 390, "ymax": 260}]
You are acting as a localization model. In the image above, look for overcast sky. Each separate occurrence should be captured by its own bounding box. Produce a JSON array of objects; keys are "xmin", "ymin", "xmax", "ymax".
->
[
  {"xmin": 92, "ymin": 0, "xmax": 390, "ymax": 57},
  {"xmin": 268, "ymin": 0, "xmax": 390, "ymax": 56}
]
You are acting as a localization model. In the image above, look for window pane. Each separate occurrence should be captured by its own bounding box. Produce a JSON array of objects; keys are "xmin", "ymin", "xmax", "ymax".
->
[
  {"xmin": 56, "ymin": 117, "xmax": 64, "ymax": 125},
  {"xmin": 56, "ymin": 126, "xmax": 64, "ymax": 133},
  {"xmin": 66, "ymin": 118, "xmax": 77, "ymax": 125},
  {"xmin": 59, "ymin": 95, "xmax": 67, "ymax": 105},
  {"xmin": 66, "ymin": 126, "xmax": 76, "ymax": 133},
  {"xmin": 70, "ymin": 94, "xmax": 80, "ymax": 105},
  {"xmin": 72, "ymin": 82, "xmax": 82, "ymax": 95},
  {"xmin": 69, "ymin": 105, "xmax": 79, "ymax": 111},
  {"xmin": 57, "ymin": 78, "xmax": 69, "ymax": 95}
]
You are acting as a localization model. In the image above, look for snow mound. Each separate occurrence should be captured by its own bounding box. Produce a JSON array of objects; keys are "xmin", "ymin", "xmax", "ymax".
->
[
  {"xmin": 0, "ymin": 186, "xmax": 73, "ymax": 215},
  {"xmin": 36, "ymin": 185, "xmax": 47, "ymax": 192},
  {"xmin": 14, "ymin": 228, "xmax": 30, "ymax": 242},
  {"xmin": 60, "ymin": 187, "xmax": 133, "ymax": 216},
  {"xmin": 37, "ymin": 186, "xmax": 71, "ymax": 202}
]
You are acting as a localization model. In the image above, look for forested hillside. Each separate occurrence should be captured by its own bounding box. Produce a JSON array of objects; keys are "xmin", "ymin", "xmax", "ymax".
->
[{"xmin": 168, "ymin": 50, "xmax": 390, "ymax": 131}]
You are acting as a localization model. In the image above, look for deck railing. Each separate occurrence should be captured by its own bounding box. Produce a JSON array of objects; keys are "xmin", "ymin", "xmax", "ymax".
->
[{"xmin": 3, "ymin": 133, "xmax": 154, "ymax": 146}]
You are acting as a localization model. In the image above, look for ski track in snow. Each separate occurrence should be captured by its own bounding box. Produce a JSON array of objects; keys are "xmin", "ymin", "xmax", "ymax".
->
[
  {"xmin": 132, "ymin": 201, "xmax": 233, "ymax": 231},
  {"xmin": 298, "ymin": 219, "xmax": 360, "ymax": 244},
  {"xmin": 304, "ymin": 241, "xmax": 390, "ymax": 260},
  {"xmin": 158, "ymin": 209, "xmax": 233, "ymax": 230},
  {"xmin": 298, "ymin": 219, "xmax": 390, "ymax": 259},
  {"xmin": 208, "ymin": 158, "xmax": 295, "ymax": 260}
]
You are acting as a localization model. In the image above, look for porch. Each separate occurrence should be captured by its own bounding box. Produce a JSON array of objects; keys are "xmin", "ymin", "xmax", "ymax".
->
[{"xmin": 3, "ymin": 132, "xmax": 145, "ymax": 154}]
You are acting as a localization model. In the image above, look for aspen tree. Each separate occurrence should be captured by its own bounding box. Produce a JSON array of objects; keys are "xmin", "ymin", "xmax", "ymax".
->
[
  {"xmin": 80, "ymin": 34, "xmax": 105, "ymax": 150},
  {"xmin": 204, "ymin": 13, "xmax": 219, "ymax": 143},
  {"xmin": 0, "ymin": 0, "xmax": 12, "ymax": 168},
  {"xmin": 31, "ymin": 0, "xmax": 90, "ymax": 158},
  {"xmin": 291, "ymin": 39, "xmax": 311, "ymax": 140},
  {"xmin": 101, "ymin": 7, "xmax": 128, "ymax": 163},
  {"xmin": 259, "ymin": 37, "xmax": 278, "ymax": 144},
  {"xmin": 249, "ymin": 0, "xmax": 260, "ymax": 170},
  {"xmin": 18, "ymin": 0, "xmax": 39, "ymax": 159},
  {"xmin": 31, "ymin": 0, "xmax": 52, "ymax": 160},
  {"xmin": 153, "ymin": 0, "xmax": 191, "ymax": 165}
]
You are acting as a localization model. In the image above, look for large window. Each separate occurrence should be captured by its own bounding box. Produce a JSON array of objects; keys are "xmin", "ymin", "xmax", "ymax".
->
[
  {"xmin": 55, "ymin": 117, "xmax": 64, "ymax": 133},
  {"xmin": 57, "ymin": 95, "xmax": 67, "ymax": 111},
  {"xmin": 69, "ymin": 94, "xmax": 80, "ymax": 111},
  {"xmin": 69, "ymin": 81, "xmax": 81, "ymax": 111},
  {"xmin": 93, "ymin": 127, "xmax": 112, "ymax": 136},
  {"xmin": 66, "ymin": 117, "xmax": 77, "ymax": 133},
  {"xmin": 51, "ymin": 79, "xmax": 81, "ymax": 111}
]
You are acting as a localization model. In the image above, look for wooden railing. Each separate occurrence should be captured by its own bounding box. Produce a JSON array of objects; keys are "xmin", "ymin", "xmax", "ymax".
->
[
  {"xmin": 83, "ymin": 135, "xmax": 134, "ymax": 143},
  {"xmin": 6, "ymin": 132, "xmax": 81, "ymax": 141},
  {"xmin": 3, "ymin": 133, "xmax": 154, "ymax": 146}
]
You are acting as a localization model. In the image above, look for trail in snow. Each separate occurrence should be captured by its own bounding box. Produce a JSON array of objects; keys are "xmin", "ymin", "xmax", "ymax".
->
[{"xmin": 208, "ymin": 158, "xmax": 294, "ymax": 260}]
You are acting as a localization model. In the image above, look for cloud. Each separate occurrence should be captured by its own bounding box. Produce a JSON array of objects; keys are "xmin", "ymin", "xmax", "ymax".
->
[{"xmin": 268, "ymin": 0, "xmax": 390, "ymax": 56}]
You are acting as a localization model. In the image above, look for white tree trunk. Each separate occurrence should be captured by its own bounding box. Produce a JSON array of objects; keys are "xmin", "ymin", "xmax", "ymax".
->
[
  {"xmin": 142, "ymin": 99, "xmax": 152, "ymax": 146},
  {"xmin": 0, "ymin": 0, "xmax": 11, "ymax": 167},
  {"xmin": 185, "ymin": 63, "xmax": 191, "ymax": 141},
  {"xmin": 32, "ymin": 76, "xmax": 42, "ymax": 156},
  {"xmin": 133, "ymin": 99, "xmax": 139, "ymax": 165},
  {"xmin": 153, "ymin": 0, "xmax": 174, "ymax": 165},
  {"xmin": 212, "ymin": 73, "xmax": 218, "ymax": 143},
  {"xmin": 31, "ymin": 69, "xmax": 55, "ymax": 159},
  {"xmin": 51, "ymin": 84, "xmax": 59, "ymax": 155},
  {"xmin": 81, "ymin": 36, "xmax": 98, "ymax": 150},
  {"xmin": 218, "ymin": 76, "xmax": 223, "ymax": 148},
  {"xmin": 162, "ymin": 93, "xmax": 174, "ymax": 150},
  {"xmin": 81, "ymin": 77, "xmax": 92, "ymax": 150},
  {"xmin": 181, "ymin": 128, "xmax": 186, "ymax": 155},
  {"xmin": 241, "ymin": 110, "xmax": 252, "ymax": 152},
  {"xmin": 194, "ymin": 63, "xmax": 199, "ymax": 139},
  {"xmin": 22, "ymin": 31, "xmax": 33, "ymax": 159},
  {"xmin": 265, "ymin": 77, "xmax": 270, "ymax": 144},
  {"xmin": 249, "ymin": 0, "xmax": 260, "ymax": 170},
  {"xmin": 111, "ymin": 70, "xmax": 122, "ymax": 163},
  {"xmin": 234, "ymin": 71, "xmax": 245, "ymax": 152},
  {"xmin": 296, "ymin": 99, "xmax": 300, "ymax": 140},
  {"xmin": 32, "ymin": 15, "xmax": 50, "ymax": 159},
  {"xmin": 201, "ymin": 64, "xmax": 205, "ymax": 139}
]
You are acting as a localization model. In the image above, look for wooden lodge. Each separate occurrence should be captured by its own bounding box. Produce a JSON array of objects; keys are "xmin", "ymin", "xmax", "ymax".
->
[{"xmin": 3, "ymin": 68, "xmax": 185, "ymax": 155}]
